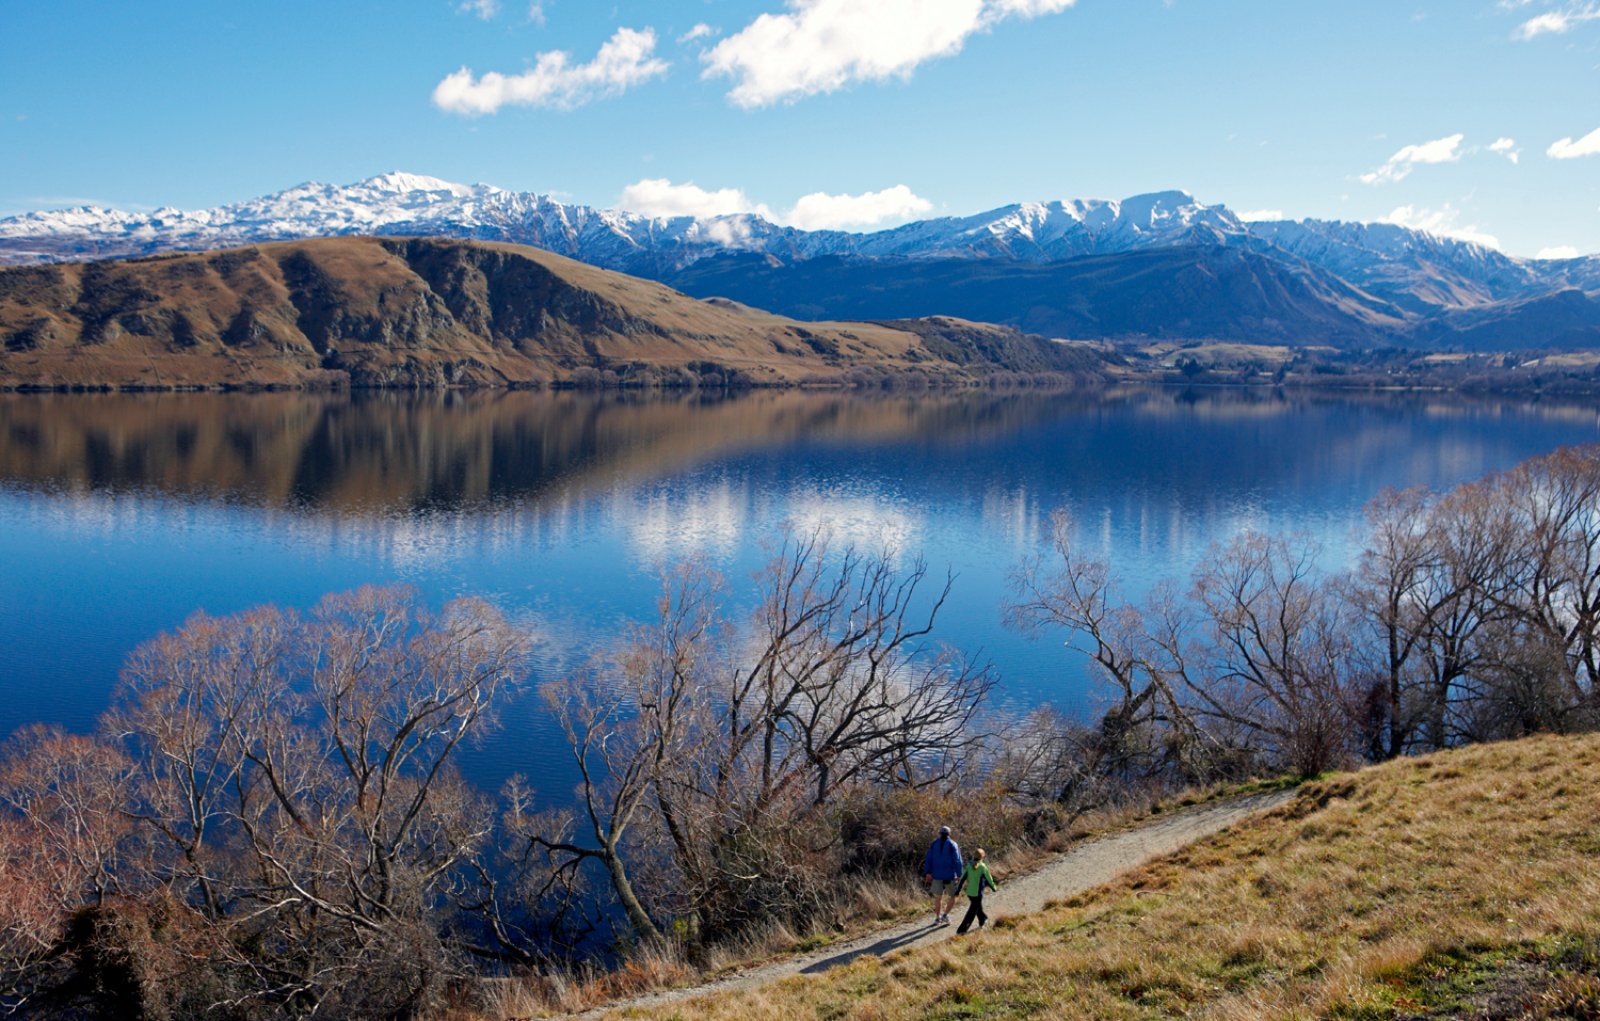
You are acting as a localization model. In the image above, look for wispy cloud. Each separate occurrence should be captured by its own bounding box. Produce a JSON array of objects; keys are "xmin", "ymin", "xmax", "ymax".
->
[
  {"xmin": 1547, "ymin": 125, "xmax": 1600, "ymax": 158},
  {"xmin": 616, "ymin": 178, "xmax": 933, "ymax": 231},
  {"xmin": 679, "ymin": 23, "xmax": 716, "ymax": 44},
  {"xmin": 434, "ymin": 27, "xmax": 668, "ymax": 114},
  {"xmin": 702, "ymin": 0, "xmax": 1078, "ymax": 108},
  {"xmin": 457, "ymin": 0, "xmax": 499, "ymax": 20},
  {"xmin": 1489, "ymin": 137, "xmax": 1521, "ymax": 163},
  {"xmin": 1513, "ymin": 2, "xmax": 1600, "ymax": 38},
  {"xmin": 1384, "ymin": 203, "xmax": 1500, "ymax": 249},
  {"xmin": 1537, "ymin": 245, "xmax": 1582, "ymax": 259},
  {"xmin": 1360, "ymin": 133, "xmax": 1465, "ymax": 184}
]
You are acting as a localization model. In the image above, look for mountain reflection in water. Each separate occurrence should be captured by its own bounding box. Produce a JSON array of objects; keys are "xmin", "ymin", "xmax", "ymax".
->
[
  {"xmin": 0, "ymin": 389, "xmax": 1104, "ymax": 513},
  {"xmin": 2, "ymin": 386, "xmax": 1598, "ymax": 793}
]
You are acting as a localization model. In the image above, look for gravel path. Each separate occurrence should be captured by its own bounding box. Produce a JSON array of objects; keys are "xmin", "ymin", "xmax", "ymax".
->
[{"xmin": 567, "ymin": 788, "xmax": 1296, "ymax": 1019}]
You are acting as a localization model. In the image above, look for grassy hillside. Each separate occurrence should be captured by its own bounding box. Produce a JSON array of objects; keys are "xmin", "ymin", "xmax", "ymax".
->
[
  {"xmin": 595, "ymin": 733, "xmax": 1600, "ymax": 1020},
  {"xmin": 0, "ymin": 238, "xmax": 1104, "ymax": 390}
]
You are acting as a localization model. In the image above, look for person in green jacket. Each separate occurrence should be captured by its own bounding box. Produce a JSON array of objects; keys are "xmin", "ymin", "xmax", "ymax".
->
[{"xmin": 955, "ymin": 847, "xmax": 997, "ymax": 934}]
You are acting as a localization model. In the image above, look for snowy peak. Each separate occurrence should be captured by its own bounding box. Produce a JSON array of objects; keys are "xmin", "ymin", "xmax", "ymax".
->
[
  {"xmin": 0, "ymin": 174, "xmax": 1257, "ymax": 272},
  {"xmin": 0, "ymin": 173, "xmax": 1593, "ymax": 316},
  {"xmin": 352, "ymin": 171, "xmax": 484, "ymax": 197},
  {"xmin": 1110, "ymin": 189, "xmax": 1197, "ymax": 226},
  {"xmin": 843, "ymin": 190, "xmax": 1247, "ymax": 262},
  {"xmin": 1249, "ymin": 217, "xmax": 1546, "ymax": 311}
]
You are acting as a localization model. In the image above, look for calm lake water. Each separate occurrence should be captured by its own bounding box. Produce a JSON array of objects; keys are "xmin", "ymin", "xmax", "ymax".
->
[{"xmin": 3, "ymin": 386, "xmax": 1598, "ymax": 797}]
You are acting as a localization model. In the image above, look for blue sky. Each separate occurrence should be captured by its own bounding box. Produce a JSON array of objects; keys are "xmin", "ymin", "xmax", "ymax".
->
[{"xmin": 3, "ymin": 0, "xmax": 1599, "ymax": 256}]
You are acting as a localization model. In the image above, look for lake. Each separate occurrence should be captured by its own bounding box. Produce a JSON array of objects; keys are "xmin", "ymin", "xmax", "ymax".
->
[{"xmin": 3, "ymin": 386, "xmax": 1598, "ymax": 798}]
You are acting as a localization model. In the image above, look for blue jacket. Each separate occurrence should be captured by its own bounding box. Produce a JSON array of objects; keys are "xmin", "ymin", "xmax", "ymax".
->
[{"xmin": 922, "ymin": 835, "xmax": 964, "ymax": 881}]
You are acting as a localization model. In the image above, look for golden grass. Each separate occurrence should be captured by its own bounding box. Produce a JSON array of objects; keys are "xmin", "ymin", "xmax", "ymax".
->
[
  {"xmin": 1, "ymin": 237, "xmax": 994, "ymax": 389},
  {"xmin": 586, "ymin": 733, "xmax": 1600, "ymax": 1021},
  {"xmin": 467, "ymin": 781, "xmax": 1264, "ymax": 1019}
]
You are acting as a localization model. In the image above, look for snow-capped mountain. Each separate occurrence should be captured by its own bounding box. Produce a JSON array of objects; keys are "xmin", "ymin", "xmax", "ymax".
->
[
  {"xmin": 4, "ymin": 172, "xmax": 1598, "ymax": 349},
  {"xmin": 1246, "ymin": 218, "xmax": 1551, "ymax": 313},
  {"xmin": 0, "ymin": 172, "xmax": 750, "ymax": 271},
  {"xmin": 0, "ymin": 174, "xmax": 1254, "ymax": 272},
  {"xmin": 824, "ymin": 190, "xmax": 1252, "ymax": 261}
]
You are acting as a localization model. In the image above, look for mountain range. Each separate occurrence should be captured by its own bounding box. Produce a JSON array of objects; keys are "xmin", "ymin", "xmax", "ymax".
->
[
  {"xmin": 4, "ymin": 173, "xmax": 1599, "ymax": 350},
  {"xmin": 0, "ymin": 236, "xmax": 1102, "ymax": 389}
]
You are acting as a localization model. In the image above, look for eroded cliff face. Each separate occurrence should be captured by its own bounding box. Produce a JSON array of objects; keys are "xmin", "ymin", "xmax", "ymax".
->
[{"xmin": 0, "ymin": 236, "xmax": 1101, "ymax": 391}]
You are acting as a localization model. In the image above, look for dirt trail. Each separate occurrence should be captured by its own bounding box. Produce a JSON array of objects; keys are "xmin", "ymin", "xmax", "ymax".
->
[{"xmin": 568, "ymin": 788, "xmax": 1296, "ymax": 1019}]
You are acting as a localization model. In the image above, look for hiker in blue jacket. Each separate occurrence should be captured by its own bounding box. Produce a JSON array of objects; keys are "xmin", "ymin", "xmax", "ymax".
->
[{"xmin": 921, "ymin": 824, "xmax": 964, "ymax": 925}]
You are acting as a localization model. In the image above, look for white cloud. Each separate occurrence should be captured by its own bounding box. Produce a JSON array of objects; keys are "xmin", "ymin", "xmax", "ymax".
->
[
  {"xmin": 679, "ymin": 23, "xmax": 716, "ymax": 43},
  {"xmin": 1537, "ymin": 245, "xmax": 1582, "ymax": 259},
  {"xmin": 1383, "ymin": 204, "xmax": 1501, "ymax": 249},
  {"xmin": 1489, "ymin": 137, "xmax": 1521, "ymax": 163},
  {"xmin": 527, "ymin": 2, "xmax": 545, "ymax": 24},
  {"xmin": 1360, "ymin": 133, "xmax": 1465, "ymax": 185},
  {"xmin": 433, "ymin": 27, "xmax": 668, "ymax": 114},
  {"xmin": 616, "ymin": 178, "xmax": 934, "ymax": 231},
  {"xmin": 786, "ymin": 185, "xmax": 933, "ymax": 230},
  {"xmin": 986, "ymin": 0, "xmax": 1077, "ymax": 12},
  {"xmin": 458, "ymin": 0, "xmax": 498, "ymax": 18},
  {"xmin": 616, "ymin": 178, "xmax": 774, "ymax": 219},
  {"xmin": 1514, "ymin": 3, "xmax": 1600, "ymax": 38},
  {"xmin": 1548, "ymin": 125, "xmax": 1600, "ymax": 159},
  {"xmin": 1238, "ymin": 209, "xmax": 1285, "ymax": 222},
  {"xmin": 702, "ymin": 0, "xmax": 1077, "ymax": 108}
]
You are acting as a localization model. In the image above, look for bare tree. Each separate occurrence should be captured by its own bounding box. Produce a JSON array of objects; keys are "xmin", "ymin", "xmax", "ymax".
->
[
  {"xmin": 1348, "ymin": 487, "xmax": 1442, "ymax": 758},
  {"xmin": 0, "ymin": 727, "xmax": 135, "ymax": 1012},
  {"xmin": 108, "ymin": 605, "xmax": 292, "ymax": 917},
  {"xmin": 984, "ymin": 705, "xmax": 1118, "ymax": 818},
  {"xmin": 0, "ymin": 726, "xmax": 134, "ymax": 909},
  {"xmin": 1011, "ymin": 515, "xmax": 1356, "ymax": 778},
  {"xmin": 1494, "ymin": 447, "xmax": 1600, "ymax": 721},
  {"xmin": 1406, "ymin": 480, "xmax": 1516, "ymax": 749},
  {"xmin": 1186, "ymin": 532, "xmax": 1357, "ymax": 775},
  {"xmin": 1007, "ymin": 510, "xmax": 1210, "ymax": 782},
  {"xmin": 0, "ymin": 812, "xmax": 62, "ymax": 1012},
  {"xmin": 524, "ymin": 561, "xmax": 721, "ymax": 946},
  {"xmin": 537, "ymin": 535, "xmax": 993, "ymax": 949},
  {"xmin": 104, "ymin": 585, "xmax": 528, "ymax": 1017}
]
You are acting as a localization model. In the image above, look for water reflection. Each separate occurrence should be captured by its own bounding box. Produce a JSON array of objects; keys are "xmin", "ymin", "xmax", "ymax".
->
[
  {"xmin": 0, "ymin": 389, "xmax": 1089, "ymax": 513},
  {"xmin": 3, "ymin": 386, "xmax": 1599, "ymax": 791},
  {"xmin": 10, "ymin": 387, "xmax": 1593, "ymax": 519}
]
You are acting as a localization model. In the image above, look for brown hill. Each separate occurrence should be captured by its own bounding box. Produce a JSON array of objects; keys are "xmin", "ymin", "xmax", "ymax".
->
[{"xmin": 0, "ymin": 237, "xmax": 1103, "ymax": 390}]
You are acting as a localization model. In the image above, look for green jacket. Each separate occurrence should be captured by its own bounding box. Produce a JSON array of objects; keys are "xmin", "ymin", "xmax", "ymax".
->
[{"xmin": 962, "ymin": 861, "xmax": 996, "ymax": 897}]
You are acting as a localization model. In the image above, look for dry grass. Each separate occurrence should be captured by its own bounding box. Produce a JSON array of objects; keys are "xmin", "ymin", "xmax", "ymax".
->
[
  {"xmin": 565, "ymin": 733, "xmax": 1600, "ymax": 1021},
  {"xmin": 463, "ymin": 778, "xmax": 1293, "ymax": 1019},
  {"xmin": 2, "ymin": 237, "xmax": 1078, "ymax": 390},
  {"xmin": 475, "ymin": 945, "xmax": 700, "ymax": 1020}
]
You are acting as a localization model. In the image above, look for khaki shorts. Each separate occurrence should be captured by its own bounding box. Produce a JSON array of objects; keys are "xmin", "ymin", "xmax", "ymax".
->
[{"xmin": 929, "ymin": 879, "xmax": 957, "ymax": 898}]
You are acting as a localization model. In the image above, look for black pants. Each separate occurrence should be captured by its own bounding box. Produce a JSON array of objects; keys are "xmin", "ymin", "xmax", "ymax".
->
[{"xmin": 957, "ymin": 894, "xmax": 986, "ymax": 933}]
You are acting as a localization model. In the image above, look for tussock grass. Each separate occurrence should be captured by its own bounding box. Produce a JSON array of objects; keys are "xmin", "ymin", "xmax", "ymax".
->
[
  {"xmin": 469, "ymin": 783, "xmax": 1265, "ymax": 1018},
  {"xmin": 475, "ymin": 944, "xmax": 699, "ymax": 1020},
  {"xmin": 587, "ymin": 733, "xmax": 1600, "ymax": 1020}
]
